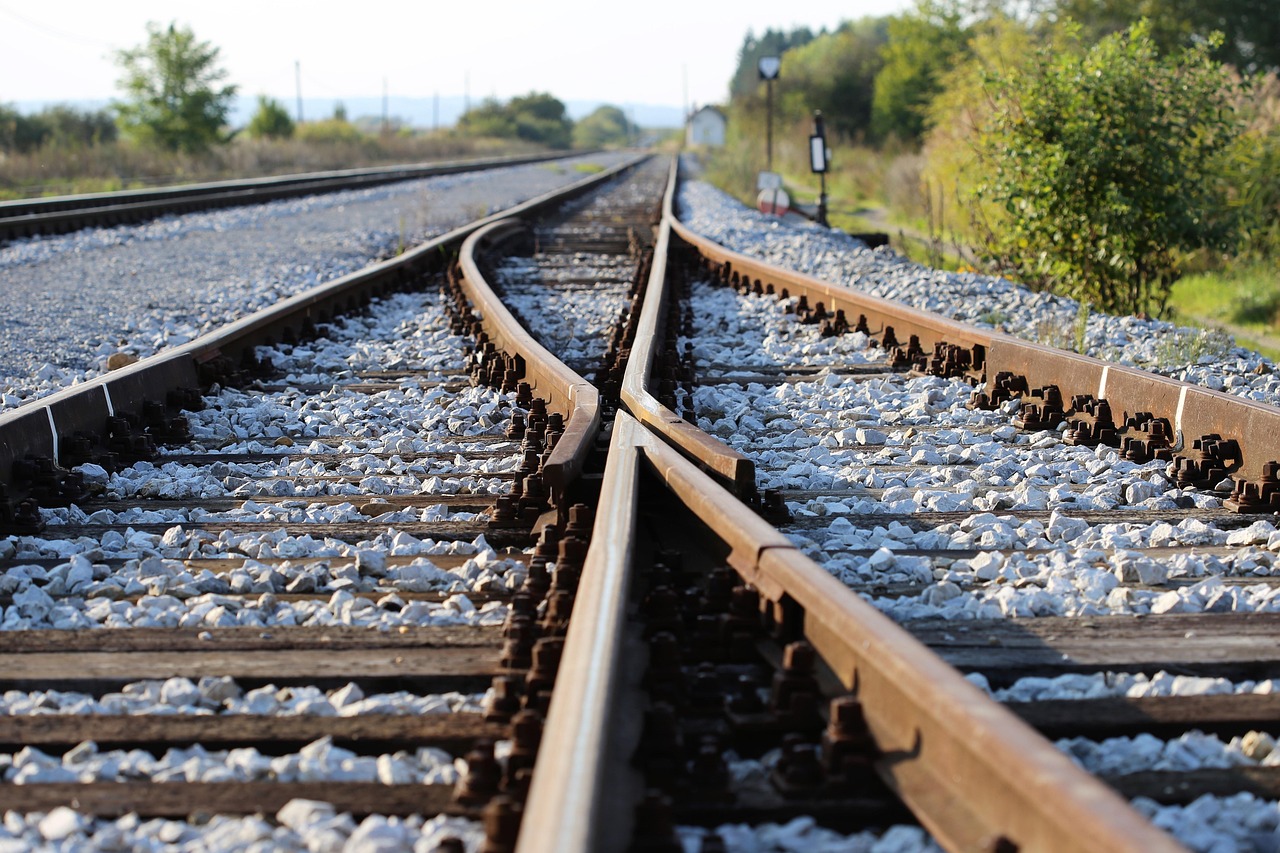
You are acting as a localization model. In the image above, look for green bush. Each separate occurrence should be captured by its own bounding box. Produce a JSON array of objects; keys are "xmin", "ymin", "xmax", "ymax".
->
[
  {"xmin": 295, "ymin": 119, "xmax": 366, "ymax": 145},
  {"xmin": 974, "ymin": 21, "xmax": 1247, "ymax": 316},
  {"xmin": 246, "ymin": 96, "xmax": 294, "ymax": 140}
]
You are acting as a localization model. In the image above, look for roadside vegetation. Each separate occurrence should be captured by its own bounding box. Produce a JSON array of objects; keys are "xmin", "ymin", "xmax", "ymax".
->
[
  {"xmin": 0, "ymin": 22, "xmax": 637, "ymax": 201},
  {"xmin": 703, "ymin": 0, "xmax": 1279, "ymax": 338}
]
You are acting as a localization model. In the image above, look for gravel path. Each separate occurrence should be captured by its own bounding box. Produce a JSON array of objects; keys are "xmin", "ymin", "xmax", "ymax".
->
[{"xmin": 0, "ymin": 153, "xmax": 631, "ymax": 412}]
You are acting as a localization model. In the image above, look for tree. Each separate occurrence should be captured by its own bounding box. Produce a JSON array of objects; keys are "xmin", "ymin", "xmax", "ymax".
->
[
  {"xmin": 871, "ymin": 0, "xmax": 972, "ymax": 142},
  {"xmin": 246, "ymin": 96, "xmax": 294, "ymax": 140},
  {"xmin": 456, "ymin": 92, "xmax": 573, "ymax": 149},
  {"xmin": 0, "ymin": 104, "xmax": 116, "ymax": 152},
  {"xmin": 975, "ymin": 21, "xmax": 1247, "ymax": 315},
  {"xmin": 1052, "ymin": 0, "xmax": 1280, "ymax": 73},
  {"xmin": 780, "ymin": 18, "xmax": 889, "ymax": 140},
  {"xmin": 113, "ymin": 22, "xmax": 238, "ymax": 152},
  {"xmin": 572, "ymin": 105, "xmax": 630, "ymax": 149}
]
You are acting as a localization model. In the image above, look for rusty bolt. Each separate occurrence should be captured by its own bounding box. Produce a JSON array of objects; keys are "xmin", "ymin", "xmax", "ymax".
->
[
  {"xmin": 454, "ymin": 739, "xmax": 502, "ymax": 805},
  {"xmin": 479, "ymin": 795, "xmax": 522, "ymax": 853},
  {"xmin": 483, "ymin": 676, "xmax": 522, "ymax": 723}
]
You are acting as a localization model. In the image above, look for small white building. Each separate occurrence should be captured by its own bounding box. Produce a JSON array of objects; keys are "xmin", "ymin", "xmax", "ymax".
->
[{"xmin": 686, "ymin": 106, "xmax": 726, "ymax": 147}]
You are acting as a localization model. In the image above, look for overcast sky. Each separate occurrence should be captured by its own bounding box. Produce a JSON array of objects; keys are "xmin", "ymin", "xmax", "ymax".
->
[{"xmin": 1, "ymin": 0, "xmax": 912, "ymax": 112}]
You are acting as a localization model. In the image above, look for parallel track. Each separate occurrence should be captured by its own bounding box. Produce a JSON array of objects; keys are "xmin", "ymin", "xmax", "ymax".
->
[
  {"xmin": 0, "ymin": 152, "xmax": 575, "ymax": 244},
  {"xmin": 5, "ymin": 152, "xmax": 1280, "ymax": 850}
]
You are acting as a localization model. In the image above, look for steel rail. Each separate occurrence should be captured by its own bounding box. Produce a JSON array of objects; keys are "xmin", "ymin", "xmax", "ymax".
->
[
  {"xmin": 518, "ymin": 409, "xmax": 1181, "ymax": 851},
  {"xmin": 668, "ymin": 179, "xmax": 1280, "ymax": 492},
  {"xmin": 0, "ymin": 154, "xmax": 648, "ymax": 495},
  {"xmin": 455, "ymin": 219, "xmax": 601, "ymax": 516},
  {"xmin": 620, "ymin": 158, "xmax": 757, "ymax": 498},
  {"xmin": 0, "ymin": 151, "xmax": 583, "ymax": 243},
  {"xmin": 515, "ymin": 410, "xmax": 650, "ymax": 853}
]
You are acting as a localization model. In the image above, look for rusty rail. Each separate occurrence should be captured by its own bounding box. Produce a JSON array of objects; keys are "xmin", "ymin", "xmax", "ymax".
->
[
  {"xmin": 0, "ymin": 155, "xmax": 648, "ymax": 501},
  {"xmin": 668, "ymin": 171, "xmax": 1280, "ymax": 506},
  {"xmin": 0, "ymin": 151, "xmax": 585, "ymax": 243},
  {"xmin": 620, "ymin": 158, "xmax": 757, "ymax": 499},
  {"xmin": 454, "ymin": 219, "xmax": 601, "ymax": 515},
  {"xmin": 517, "ymin": 412, "xmax": 1180, "ymax": 851}
]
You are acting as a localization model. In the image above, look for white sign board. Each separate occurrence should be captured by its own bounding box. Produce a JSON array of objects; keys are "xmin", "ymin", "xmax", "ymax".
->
[
  {"xmin": 758, "ymin": 56, "xmax": 781, "ymax": 80},
  {"xmin": 809, "ymin": 135, "xmax": 828, "ymax": 173},
  {"xmin": 756, "ymin": 171, "xmax": 783, "ymax": 191}
]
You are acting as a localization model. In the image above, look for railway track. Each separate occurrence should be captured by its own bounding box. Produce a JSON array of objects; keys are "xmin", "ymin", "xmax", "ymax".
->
[
  {"xmin": 0, "ymin": 152, "xmax": 574, "ymax": 245},
  {"xmin": 0, "ymin": 154, "xmax": 658, "ymax": 849},
  {"xmin": 4, "ymin": 151, "xmax": 1280, "ymax": 850}
]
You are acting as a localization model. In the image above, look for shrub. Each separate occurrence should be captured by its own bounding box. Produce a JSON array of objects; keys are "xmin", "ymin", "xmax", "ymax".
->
[
  {"xmin": 246, "ymin": 96, "xmax": 294, "ymax": 140},
  {"xmin": 974, "ymin": 21, "xmax": 1247, "ymax": 316}
]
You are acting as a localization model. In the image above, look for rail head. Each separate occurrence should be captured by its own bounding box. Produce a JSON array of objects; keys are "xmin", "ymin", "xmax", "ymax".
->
[
  {"xmin": 620, "ymin": 157, "xmax": 757, "ymax": 498},
  {"xmin": 456, "ymin": 221, "xmax": 600, "ymax": 505},
  {"xmin": 516, "ymin": 412, "xmax": 651, "ymax": 853}
]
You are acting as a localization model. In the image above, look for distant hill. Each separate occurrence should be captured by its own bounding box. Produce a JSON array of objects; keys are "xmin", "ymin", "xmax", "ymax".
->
[{"xmin": 9, "ymin": 95, "xmax": 684, "ymax": 130}]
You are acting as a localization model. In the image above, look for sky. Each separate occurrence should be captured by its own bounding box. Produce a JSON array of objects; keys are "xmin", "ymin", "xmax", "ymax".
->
[{"xmin": 0, "ymin": 0, "xmax": 913, "ymax": 119}]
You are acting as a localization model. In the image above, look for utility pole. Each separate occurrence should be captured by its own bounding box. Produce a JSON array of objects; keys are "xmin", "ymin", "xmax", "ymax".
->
[
  {"xmin": 433, "ymin": 91, "xmax": 439, "ymax": 132},
  {"xmin": 295, "ymin": 60, "xmax": 303, "ymax": 123},
  {"xmin": 382, "ymin": 77, "xmax": 389, "ymax": 134},
  {"xmin": 464, "ymin": 72, "xmax": 470, "ymax": 114}
]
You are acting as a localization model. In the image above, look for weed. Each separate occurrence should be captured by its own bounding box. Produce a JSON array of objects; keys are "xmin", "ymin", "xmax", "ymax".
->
[
  {"xmin": 573, "ymin": 162, "xmax": 605, "ymax": 174},
  {"xmin": 978, "ymin": 309, "xmax": 1010, "ymax": 327},
  {"xmin": 1073, "ymin": 301, "xmax": 1091, "ymax": 354},
  {"xmin": 1153, "ymin": 328, "xmax": 1237, "ymax": 367},
  {"xmin": 1033, "ymin": 316, "xmax": 1073, "ymax": 350}
]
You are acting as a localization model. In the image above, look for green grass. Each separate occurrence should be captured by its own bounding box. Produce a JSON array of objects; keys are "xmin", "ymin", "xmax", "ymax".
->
[
  {"xmin": 572, "ymin": 162, "xmax": 606, "ymax": 174},
  {"xmin": 1168, "ymin": 262, "xmax": 1280, "ymax": 361}
]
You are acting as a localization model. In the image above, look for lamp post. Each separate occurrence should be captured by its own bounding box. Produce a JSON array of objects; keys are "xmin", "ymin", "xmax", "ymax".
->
[
  {"xmin": 758, "ymin": 56, "xmax": 780, "ymax": 172},
  {"xmin": 809, "ymin": 110, "xmax": 830, "ymax": 227}
]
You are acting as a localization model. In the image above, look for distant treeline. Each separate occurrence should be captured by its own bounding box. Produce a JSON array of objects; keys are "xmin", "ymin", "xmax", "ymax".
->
[
  {"xmin": 0, "ymin": 104, "xmax": 117, "ymax": 153},
  {"xmin": 728, "ymin": 0, "xmax": 1278, "ymax": 146}
]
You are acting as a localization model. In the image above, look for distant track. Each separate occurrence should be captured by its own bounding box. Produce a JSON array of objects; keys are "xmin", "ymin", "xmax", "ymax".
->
[{"xmin": 0, "ymin": 151, "xmax": 576, "ymax": 244}]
